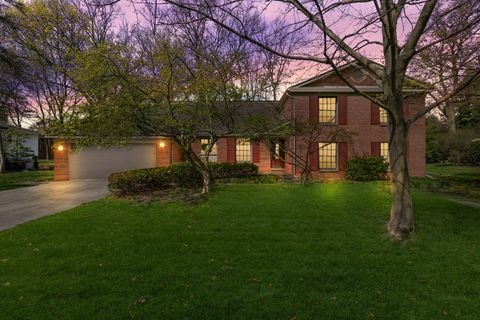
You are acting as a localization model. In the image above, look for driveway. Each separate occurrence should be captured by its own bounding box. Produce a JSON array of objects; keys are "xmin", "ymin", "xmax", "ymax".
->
[{"xmin": 0, "ymin": 179, "xmax": 109, "ymax": 231}]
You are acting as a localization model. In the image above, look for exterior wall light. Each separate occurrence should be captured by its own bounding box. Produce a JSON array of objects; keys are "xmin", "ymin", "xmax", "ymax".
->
[
  {"xmin": 159, "ymin": 141, "xmax": 166, "ymax": 148},
  {"xmin": 57, "ymin": 144, "xmax": 64, "ymax": 152}
]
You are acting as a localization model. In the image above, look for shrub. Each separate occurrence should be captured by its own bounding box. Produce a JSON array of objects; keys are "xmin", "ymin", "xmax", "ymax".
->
[
  {"xmin": 108, "ymin": 167, "xmax": 171, "ymax": 196},
  {"xmin": 209, "ymin": 162, "xmax": 258, "ymax": 179},
  {"xmin": 166, "ymin": 163, "xmax": 203, "ymax": 187},
  {"xmin": 5, "ymin": 159, "xmax": 27, "ymax": 172},
  {"xmin": 108, "ymin": 162, "xmax": 260, "ymax": 196},
  {"xmin": 344, "ymin": 156, "xmax": 389, "ymax": 181},
  {"xmin": 427, "ymin": 128, "xmax": 480, "ymax": 166}
]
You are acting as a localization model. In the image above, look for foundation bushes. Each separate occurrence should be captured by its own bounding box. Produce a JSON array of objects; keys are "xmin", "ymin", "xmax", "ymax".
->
[
  {"xmin": 108, "ymin": 162, "xmax": 259, "ymax": 196},
  {"xmin": 344, "ymin": 156, "xmax": 389, "ymax": 181},
  {"xmin": 209, "ymin": 162, "xmax": 258, "ymax": 179}
]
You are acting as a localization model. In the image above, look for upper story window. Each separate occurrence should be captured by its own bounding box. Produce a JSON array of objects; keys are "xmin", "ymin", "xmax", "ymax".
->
[
  {"xmin": 319, "ymin": 142, "xmax": 337, "ymax": 170},
  {"xmin": 319, "ymin": 97, "xmax": 337, "ymax": 124},
  {"xmin": 200, "ymin": 138, "xmax": 217, "ymax": 162},
  {"xmin": 380, "ymin": 142, "xmax": 389, "ymax": 163},
  {"xmin": 379, "ymin": 108, "xmax": 388, "ymax": 125},
  {"xmin": 236, "ymin": 138, "xmax": 251, "ymax": 162}
]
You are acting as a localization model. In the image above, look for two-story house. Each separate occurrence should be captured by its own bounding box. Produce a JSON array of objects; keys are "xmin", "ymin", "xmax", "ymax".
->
[{"xmin": 53, "ymin": 63, "xmax": 426, "ymax": 181}]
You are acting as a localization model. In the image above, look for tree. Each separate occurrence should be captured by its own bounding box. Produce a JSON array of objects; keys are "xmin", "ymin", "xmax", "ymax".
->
[
  {"xmin": 4, "ymin": 0, "xmax": 118, "ymax": 158},
  {"xmin": 154, "ymin": 0, "xmax": 480, "ymax": 239},
  {"xmin": 244, "ymin": 104, "xmax": 355, "ymax": 184},
  {"xmin": 68, "ymin": 3, "xmax": 260, "ymax": 194},
  {"xmin": 413, "ymin": 0, "xmax": 480, "ymax": 132}
]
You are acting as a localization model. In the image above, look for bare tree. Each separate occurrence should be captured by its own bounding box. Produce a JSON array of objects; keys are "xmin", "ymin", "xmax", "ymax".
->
[
  {"xmin": 153, "ymin": 0, "xmax": 480, "ymax": 239},
  {"xmin": 412, "ymin": 0, "xmax": 480, "ymax": 132},
  {"xmin": 69, "ymin": 3, "xmax": 260, "ymax": 194}
]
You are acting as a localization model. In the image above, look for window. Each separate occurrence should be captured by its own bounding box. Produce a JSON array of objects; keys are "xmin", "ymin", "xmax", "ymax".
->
[
  {"xmin": 379, "ymin": 108, "xmax": 388, "ymax": 125},
  {"xmin": 319, "ymin": 142, "xmax": 337, "ymax": 170},
  {"xmin": 380, "ymin": 142, "xmax": 389, "ymax": 163},
  {"xmin": 200, "ymin": 138, "xmax": 217, "ymax": 162},
  {"xmin": 236, "ymin": 138, "xmax": 251, "ymax": 162},
  {"xmin": 319, "ymin": 97, "xmax": 337, "ymax": 124}
]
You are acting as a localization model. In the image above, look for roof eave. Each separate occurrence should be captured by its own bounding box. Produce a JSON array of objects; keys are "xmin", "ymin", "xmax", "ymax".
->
[{"xmin": 286, "ymin": 86, "xmax": 428, "ymax": 95}]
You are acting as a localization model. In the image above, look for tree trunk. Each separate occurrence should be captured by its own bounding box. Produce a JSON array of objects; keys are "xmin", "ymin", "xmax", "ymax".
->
[
  {"xmin": 44, "ymin": 138, "xmax": 51, "ymax": 160},
  {"xmin": 179, "ymin": 142, "xmax": 211, "ymax": 194},
  {"xmin": 0, "ymin": 131, "xmax": 5, "ymax": 173},
  {"xmin": 201, "ymin": 169, "xmax": 210, "ymax": 194},
  {"xmin": 445, "ymin": 101, "xmax": 456, "ymax": 132},
  {"xmin": 388, "ymin": 122, "xmax": 414, "ymax": 239}
]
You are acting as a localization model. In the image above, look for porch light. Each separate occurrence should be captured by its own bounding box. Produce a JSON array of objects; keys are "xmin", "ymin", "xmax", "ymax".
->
[
  {"xmin": 159, "ymin": 141, "xmax": 166, "ymax": 148},
  {"xmin": 57, "ymin": 144, "xmax": 64, "ymax": 152}
]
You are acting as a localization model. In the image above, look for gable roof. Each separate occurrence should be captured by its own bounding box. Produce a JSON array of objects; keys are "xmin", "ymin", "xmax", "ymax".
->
[{"xmin": 280, "ymin": 61, "xmax": 429, "ymax": 104}]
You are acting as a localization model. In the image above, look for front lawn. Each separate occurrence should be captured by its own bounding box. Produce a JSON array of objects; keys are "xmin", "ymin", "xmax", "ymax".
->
[
  {"xmin": 0, "ymin": 183, "xmax": 479, "ymax": 319},
  {"xmin": 0, "ymin": 170, "xmax": 54, "ymax": 191},
  {"xmin": 412, "ymin": 164, "xmax": 480, "ymax": 200}
]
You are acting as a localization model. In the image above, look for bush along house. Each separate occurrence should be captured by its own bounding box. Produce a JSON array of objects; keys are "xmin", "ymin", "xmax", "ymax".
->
[{"xmin": 53, "ymin": 63, "xmax": 426, "ymax": 181}]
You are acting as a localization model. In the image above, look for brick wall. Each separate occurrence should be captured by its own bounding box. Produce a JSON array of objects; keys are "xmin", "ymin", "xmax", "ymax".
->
[
  {"xmin": 217, "ymin": 138, "xmax": 228, "ymax": 162},
  {"xmin": 54, "ymin": 142, "xmax": 69, "ymax": 181},
  {"xmin": 284, "ymin": 94, "xmax": 426, "ymax": 179},
  {"xmin": 156, "ymin": 139, "xmax": 171, "ymax": 167},
  {"xmin": 258, "ymin": 142, "xmax": 271, "ymax": 174}
]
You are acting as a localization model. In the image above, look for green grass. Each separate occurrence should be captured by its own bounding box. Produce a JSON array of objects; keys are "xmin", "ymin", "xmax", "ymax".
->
[
  {"xmin": 412, "ymin": 164, "xmax": 480, "ymax": 200},
  {"xmin": 0, "ymin": 170, "xmax": 54, "ymax": 191},
  {"xmin": 426, "ymin": 163, "xmax": 480, "ymax": 181},
  {"xmin": 1, "ymin": 183, "xmax": 479, "ymax": 319}
]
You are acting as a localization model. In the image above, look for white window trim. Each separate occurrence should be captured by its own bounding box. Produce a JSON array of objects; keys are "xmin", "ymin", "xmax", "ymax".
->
[
  {"xmin": 318, "ymin": 96, "xmax": 338, "ymax": 125},
  {"xmin": 318, "ymin": 142, "xmax": 338, "ymax": 172},
  {"xmin": 235, "ymin": 138, "xmax": 252, "ymax": 163}
]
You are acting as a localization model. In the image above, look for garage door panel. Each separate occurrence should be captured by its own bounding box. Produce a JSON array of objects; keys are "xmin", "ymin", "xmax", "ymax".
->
[{"xmin": 69, "ymin": 144, "xmax": 156, "ymax": 179}]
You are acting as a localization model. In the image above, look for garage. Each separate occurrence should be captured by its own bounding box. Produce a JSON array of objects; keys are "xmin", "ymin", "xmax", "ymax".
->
[{"xmin": 69, "ymin": 144, "xmax": 156, "ymax": 179}]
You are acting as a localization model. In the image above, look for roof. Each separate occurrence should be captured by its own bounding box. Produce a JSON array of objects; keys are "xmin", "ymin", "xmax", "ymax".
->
[
  {"xmin": 0, "ymin": 124, "xmax": 38, "ymax": 135},
  {"xmin": 47, "ymin": 100, "xmax": 280, "ymax": 139},
  {"xmin": 280, "ymin": 61, "xmax": 429, "ymax": 103}
]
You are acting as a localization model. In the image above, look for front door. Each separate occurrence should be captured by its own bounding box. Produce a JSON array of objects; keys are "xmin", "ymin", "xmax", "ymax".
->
[{"xmin": 270, "ymin": 139, "xmax": 285, "ymax": 168}]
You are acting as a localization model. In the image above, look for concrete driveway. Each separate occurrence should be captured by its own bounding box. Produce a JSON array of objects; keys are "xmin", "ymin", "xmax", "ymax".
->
[{"xmin": 0, "ymin": 179, "xmax": 109, "ymax": 231}]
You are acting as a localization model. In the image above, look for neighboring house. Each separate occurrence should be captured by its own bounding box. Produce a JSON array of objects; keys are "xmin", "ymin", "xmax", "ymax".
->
[
  {"xmin": 53, "ymin": 63, "xmax": 426, "ymax": 181},
  {"xmin": 3, "ymin": 126, "xmax": 39, "ymax": 159}
]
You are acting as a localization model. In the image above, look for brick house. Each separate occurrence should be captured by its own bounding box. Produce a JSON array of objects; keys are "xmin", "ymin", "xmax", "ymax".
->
[{"xmin": 53, "ymin": 64, "xmax": 426, "ymax": 181}]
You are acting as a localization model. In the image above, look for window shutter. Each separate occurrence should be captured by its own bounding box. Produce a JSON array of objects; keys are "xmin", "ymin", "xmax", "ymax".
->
[
  {"xmin": 338, "ymin": 142, "xmax": 348, "ymax": 171},
  {"xmin": 309, "ymin": 96, "xmax": 319, "ymax": 123},
  {"xmin": 338, "ymin": 96, "xmax": 348, "ymax": 125},
  {"xmin": 309, "ymin": 142, "xmax": 319, "ymax": 170},
  {"xmin": 403, "ymin": 99, "xmax": 410, "ymax": 117},
  {"xmin": 227, "ymin": 137, "xmax": 236, "ymax": 163},
  {"xmin": 252, "ymin": 142, "xmax": 260, "ymax": 163},
  {"xmin": 371, "ymin": 102, "xmax": 380, "ymax": 125},
  {"xmin": 371, "ymin": 142, "xmax": 381, "ymax": 157}
]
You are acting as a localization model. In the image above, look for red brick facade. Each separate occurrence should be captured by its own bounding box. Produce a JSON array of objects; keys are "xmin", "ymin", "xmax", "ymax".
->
[{"xmin": 53, "ymin": 142, "xmax": 70, "ymax": 181}]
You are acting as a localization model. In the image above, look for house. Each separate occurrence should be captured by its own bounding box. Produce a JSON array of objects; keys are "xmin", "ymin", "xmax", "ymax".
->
[
  {"xmin": 0, "ymin": 115, "xmax": 39, "ymax": 160},
  {"xmin": 53, "ymin": 63, "xmax": 426, "ymax": 181},
  {"xmin": 3, "ymin": 127, "xmax": 39, "ymax": 159}
]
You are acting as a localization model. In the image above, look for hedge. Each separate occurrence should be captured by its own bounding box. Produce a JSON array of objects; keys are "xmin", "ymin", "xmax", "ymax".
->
[
  {"xmin": 344, "ymin": 156, "xmax": 389, "ymax": 181},
  {"xmin": 108, "ymin": 162, "xmax": 259, "ymax": 196}
]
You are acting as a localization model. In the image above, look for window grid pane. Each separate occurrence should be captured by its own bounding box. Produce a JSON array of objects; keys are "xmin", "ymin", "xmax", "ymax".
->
[
  {"xmin": 379, "ymin": 108, "xmax": 388, "ymax": 124},
  {"xmin": 200, "ymin": 139, "xmax": 217, "ymax": 162},
  {"xmin": 236, "ymin": 139, "xmax": 251, "ymax": 162},
  {"xmin": 380, "ymin": 142, "xmax": 389, "ymax": 163},
  {"xmin": 319, "ymin": 97, "xmax": 337, "ymax": 123},
  {"xmin": 319, "ymin": 142, "xmax": 337, "ymax": 170}
]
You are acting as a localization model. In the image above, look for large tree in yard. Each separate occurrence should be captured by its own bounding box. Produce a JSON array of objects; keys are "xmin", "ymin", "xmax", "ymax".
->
[
  {"xmin": 412, "ymin": 0, "xmax": 480, "ymax": 132},
  {"xmin": 68, "ymin": 5, "xmax": 259, "ymax": 194},
  {"xmin": 152, "ymin": 0, "xmax": 480, "ymax": 239}
]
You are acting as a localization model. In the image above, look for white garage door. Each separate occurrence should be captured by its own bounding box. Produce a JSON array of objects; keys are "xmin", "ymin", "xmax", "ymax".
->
[{"xmin": 69, "ymin": 144, "xmax": 156, "ymax": 179}]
